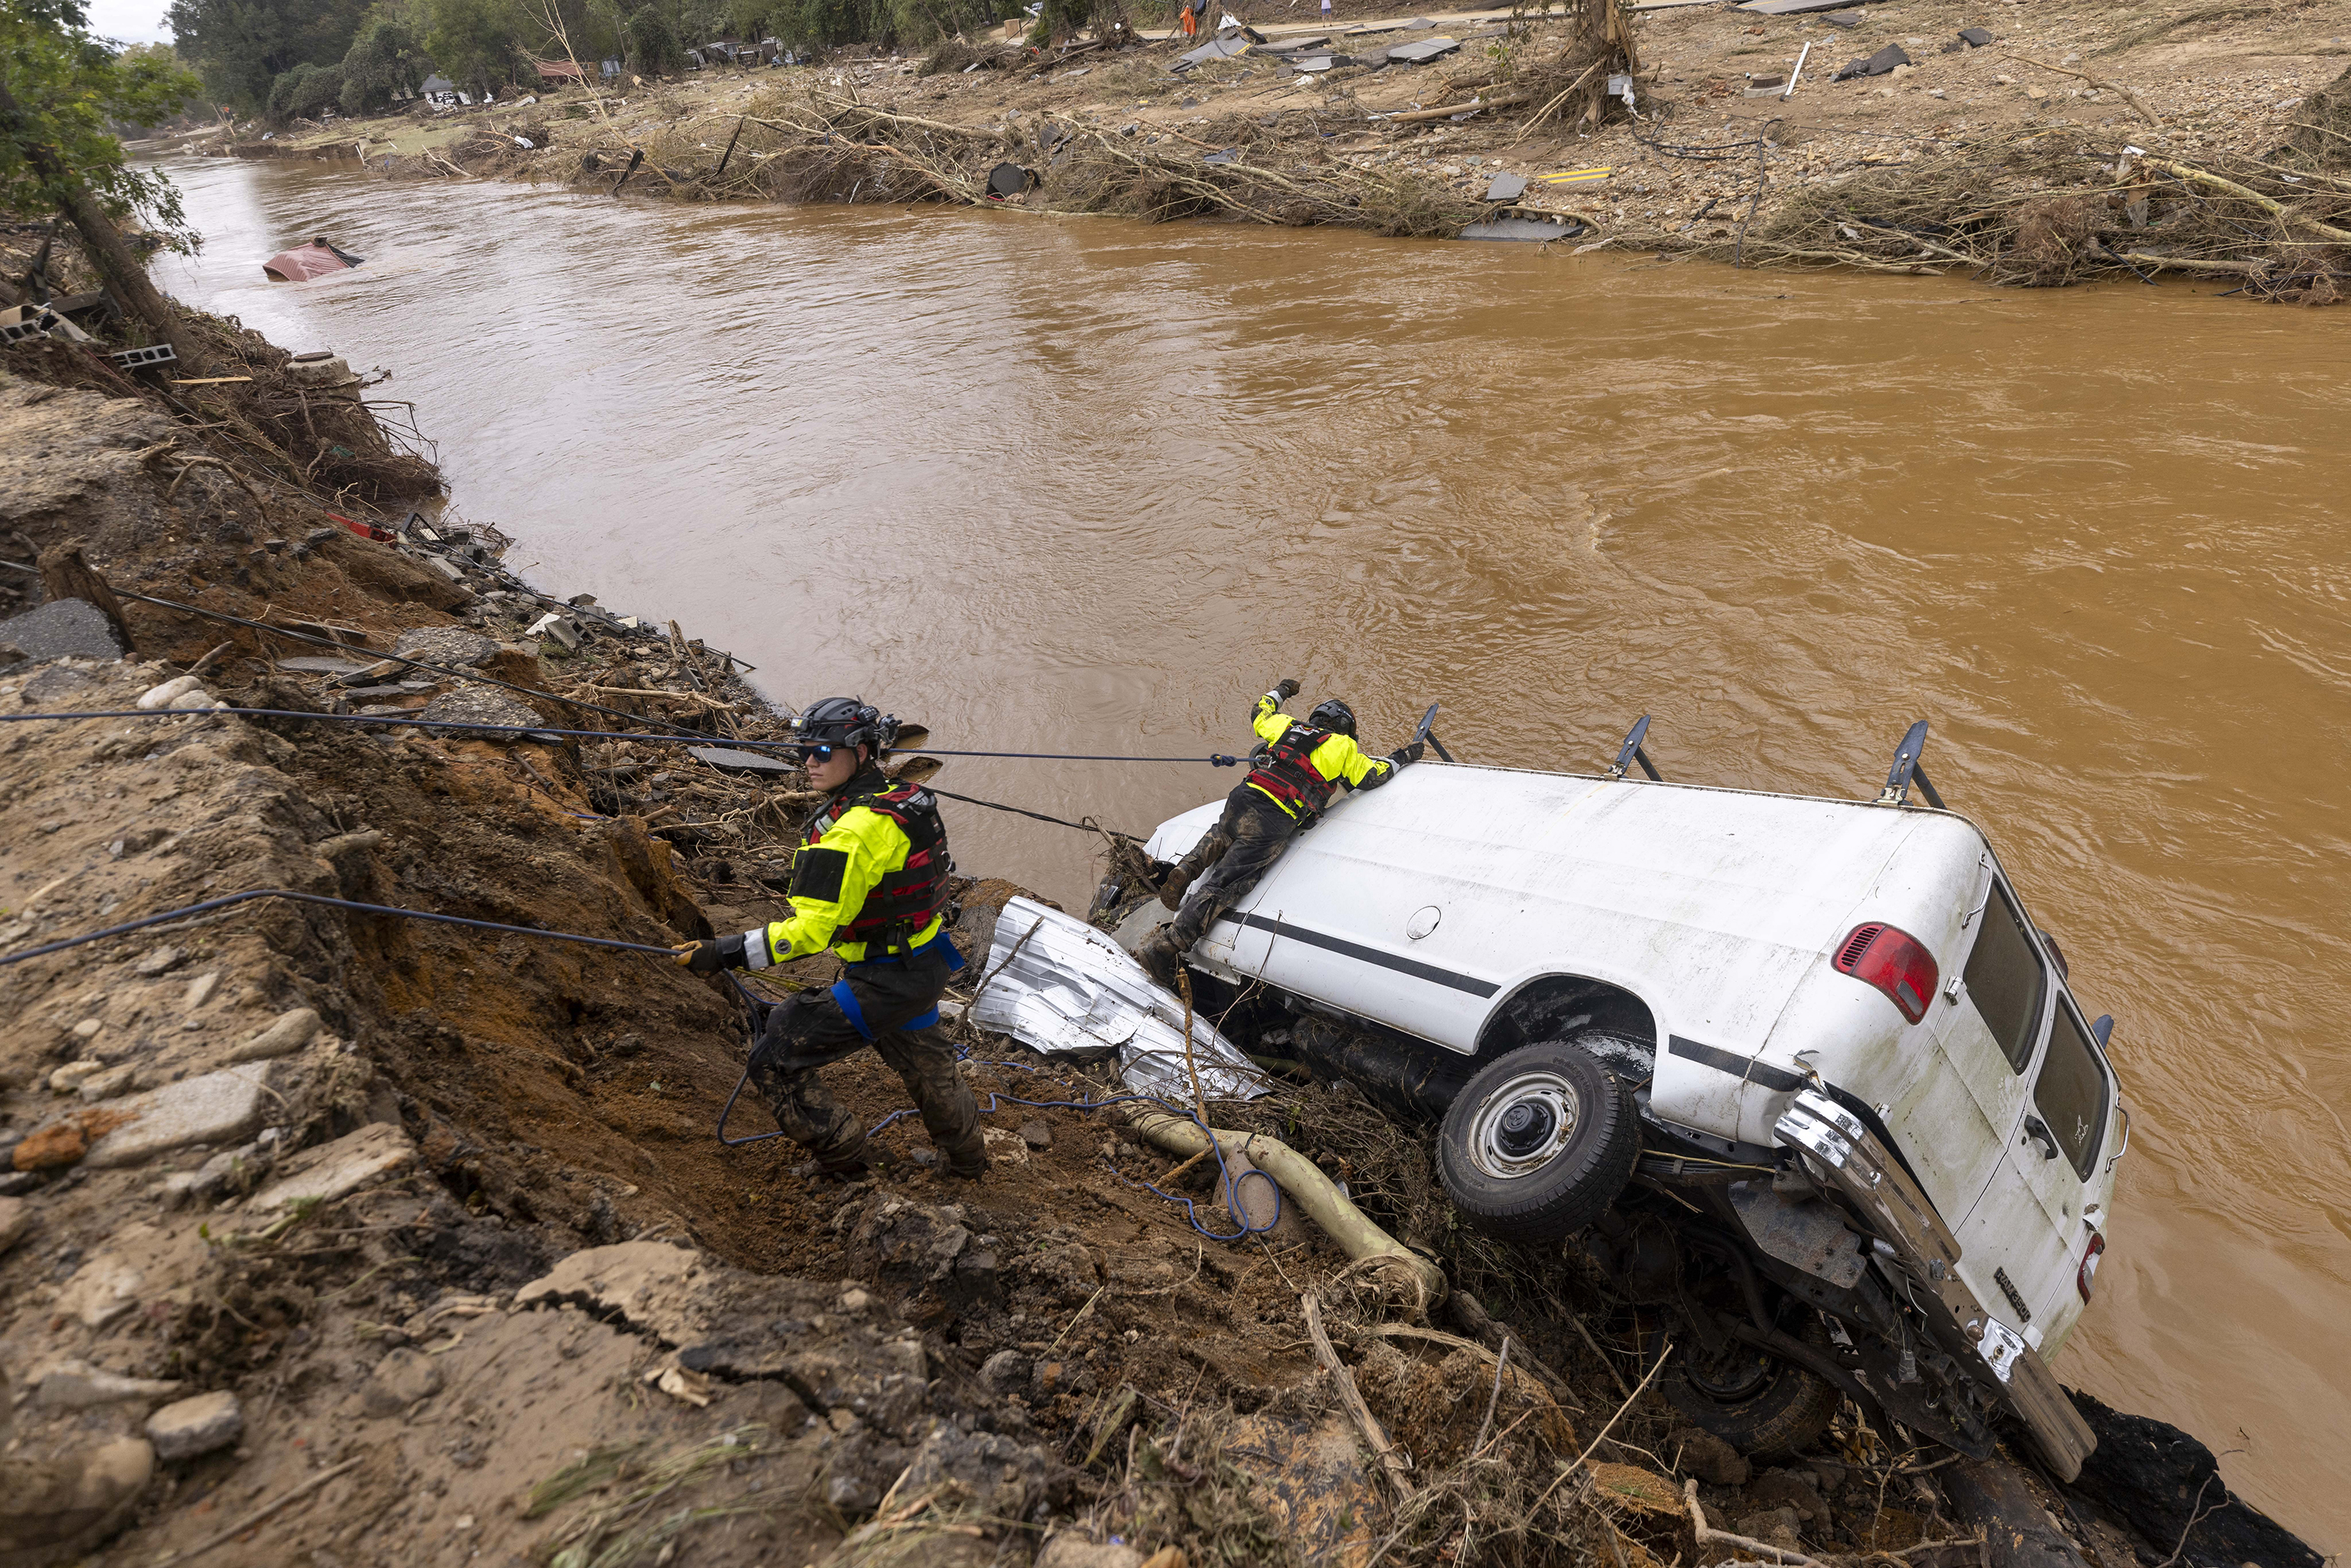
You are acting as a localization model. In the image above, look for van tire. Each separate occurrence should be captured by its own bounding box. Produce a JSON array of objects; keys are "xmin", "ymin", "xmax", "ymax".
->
[
  {"xmin": 1436, "ymin": 1041, "xmax": 1640, "ymax": 1240},
  {"xmin": 1658, "ymin": 1316, "xmax": 1842, "ymax": 1459}
]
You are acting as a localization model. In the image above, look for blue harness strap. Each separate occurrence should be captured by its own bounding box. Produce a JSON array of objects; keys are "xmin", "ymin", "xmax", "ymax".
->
[
  {"xmin": 829, "ymin": 979, "xmax": 875, "ymax": 1042},
  {"xmin": 847, "ymin": 928, "xmax": 967, "ymax": 973},
  {"xmin": 828, "ymin": 983, "xmax": 944, "ymax": 1039}
]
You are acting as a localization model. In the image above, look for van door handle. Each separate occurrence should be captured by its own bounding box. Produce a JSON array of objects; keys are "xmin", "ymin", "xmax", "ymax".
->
[{"xmin": 2022, "ymin": 1115, "xmax": 2060, "ymax": 1162}]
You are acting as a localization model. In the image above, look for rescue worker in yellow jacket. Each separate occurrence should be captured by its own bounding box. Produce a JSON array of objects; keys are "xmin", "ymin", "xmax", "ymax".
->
[
  {"xmin": 1136, "ymin": 679, "xmax": 1423, "ymax": 987},
  {"xmin": 672, "ymin": 697, "xmax": 985, "ymax": 1180}
]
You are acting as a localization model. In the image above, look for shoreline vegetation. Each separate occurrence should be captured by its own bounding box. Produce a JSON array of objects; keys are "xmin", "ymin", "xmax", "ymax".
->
[{"xmin": 163, "ymin": 0, "xmax": 2351, "ymax": 299}]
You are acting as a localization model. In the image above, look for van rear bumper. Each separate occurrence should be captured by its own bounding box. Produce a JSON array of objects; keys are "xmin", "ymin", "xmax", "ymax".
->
[{"xmin": 1775, "ymin": 1089, "xmax": 2097, "ymax": 1483}]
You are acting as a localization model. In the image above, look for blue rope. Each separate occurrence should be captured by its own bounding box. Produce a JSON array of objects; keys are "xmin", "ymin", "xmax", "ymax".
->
[{"xmin": 717, "ymin": 973, "xmax": 1278, "ymax": 1241}]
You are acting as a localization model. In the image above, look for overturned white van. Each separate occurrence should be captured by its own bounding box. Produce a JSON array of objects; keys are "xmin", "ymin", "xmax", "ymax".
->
[{"xmin": 1120, "ymin": 723, "xmax": 2121, "ymax": 1478}]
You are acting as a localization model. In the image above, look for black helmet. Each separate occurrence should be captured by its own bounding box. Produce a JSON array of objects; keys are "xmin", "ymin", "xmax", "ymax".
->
[
  {"xmin": 1307, "ymin": 698, "xmax": 1357, "ymax": 737},
  {"xmin": 793, "ymin": 697, "xmax": 897, "ymax": 756}
]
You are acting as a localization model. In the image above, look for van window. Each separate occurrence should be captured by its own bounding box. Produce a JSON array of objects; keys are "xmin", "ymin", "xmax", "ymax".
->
[
  {"xmin": 1965, "ymin": 881, "xmax": 2047, "ymax": 1073},
  {"xmin": 2035, "ymin": 1002, "xmax": 2112, "ymax": 1180}
]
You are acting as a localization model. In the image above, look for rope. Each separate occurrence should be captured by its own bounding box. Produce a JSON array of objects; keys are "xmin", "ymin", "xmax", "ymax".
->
[
  {"xmin": 714, "ymin": 972, "xmax": 1277, "ymax": 1240},
  {"xmin": 925, "ymin": 785, "xmax": 1140, "ymax": 842},
  {"xmin": 0, "ymin": 708, "xmax": 1238, "ymax": 767},
  {"xmin": 0, "ymin": 889, "xmax": 682, "ymax": 968}
]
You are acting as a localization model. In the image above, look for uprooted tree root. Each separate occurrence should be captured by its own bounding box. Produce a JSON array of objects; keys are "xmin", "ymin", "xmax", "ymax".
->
[{"xmin": 1661, "ymin": 112, "xmax": 2351, "ymax": 302}]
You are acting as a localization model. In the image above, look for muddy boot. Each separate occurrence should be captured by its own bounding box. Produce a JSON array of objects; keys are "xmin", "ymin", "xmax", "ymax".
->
[
  {"xmin": 944, "ymin": 1134, "xmax": 990, "ymax": 1181},
  {"xmin": 1134, "ymin": 926, "xmax": 1181, "ymax": 989},
  {"xmin": 0, "ymin": 1438, "xmax": 154, "ymax": 1568},
  {"xmin": 1157, "ymin": 864, "xmax": 1195, "ymax": 911}
]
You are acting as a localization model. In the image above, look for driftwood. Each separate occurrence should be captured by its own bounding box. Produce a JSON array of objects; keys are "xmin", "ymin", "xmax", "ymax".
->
[
  {"xmin": 1383, "ymin": 88, "xmax": 1533, "ymax": 125},
  {"xmin": 38, "ymin": 545, "xmax": 135, "ymax": 653},
  {"xmin": 1303, "ymin": 1291, "xmax": 1416, "ymax": 1501},
  {"xmin": 1123, "ymin": 1106, "xmax": 1447, "ymax": 1305},
  {"xmin": 2006, "ymin": 52, "xmax": 2157, "ymax": 124}
]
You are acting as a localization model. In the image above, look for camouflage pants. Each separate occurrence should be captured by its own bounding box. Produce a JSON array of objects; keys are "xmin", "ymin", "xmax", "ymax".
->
[
  {"xmin": 747, "ymin": 948, "xmax": 982, "ymax": 1173},
  {"xmin": 1168, "ymin": 784, "xmax": 1299, "ymax": 950}
]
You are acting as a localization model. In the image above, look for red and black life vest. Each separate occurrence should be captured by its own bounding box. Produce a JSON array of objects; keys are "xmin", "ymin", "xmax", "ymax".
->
[
  {"xmin": 1247, "ymin": 721, "xmax": 1339, "ymax": 818},
  {"xmin": 794, "ymin": 771, "xmax": 953, "ymax": 951}
]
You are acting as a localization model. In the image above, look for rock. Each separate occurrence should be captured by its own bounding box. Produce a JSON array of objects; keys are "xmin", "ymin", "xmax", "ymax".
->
[
  {"xmin": 225, "ymin": 1005, "xmax": 321, "ymax": 1063},
  {"xmin": 0, "ymin": 599, "xmax": 122, "ymax": 661},
  {"xmin": 1037, "ymin": 1539, "xmax": 1143, "ymax": 1568},
  {"xmin": 56, "ymin": 1254, "xmax": 144, "ymax": 1328},
  {"xmin": 897, "ymin": 1424, "xmax": 1066, "ymax": 1520},
  {"xmin": 49, "ymin": 1059, "xmax": 105, "ymax": 1093},
  {"xmin": 132, "ymin": 944, "xmax": 185, "ymax": 976},
  {"xmin": 0, "ymin": 1194, "xmax": 31, "ymax": 1252},
  {"xmin": 182, "ymin": 970, "xmax": 221, "ymax": 1011},
  {"xmin": 136, "ymin": 676, "xmax": 203, "ymax": 710},
  {"xmin": 363, "ymin": 1348, "xmax": 445, "ymax": 1416},
  {"xmin": 78, "ymin": 1063, "xmax": 146, "ymax": 1101},
  {"xmin": 1668, "ymin": 1425, "xmax": 1750, "ymax": 1487},
  {"xmin": 14, "ymin": 1118, "xmax": 91, "ymax": 1170},
  {"xmin": 82, "ymin": 1066, "xmax": 274, "ymax": 1168},
  {"xmin": 1734, "ymin": 1507, "xmax": 1802, "ymax": 1548},
  {"xmin": 1958, "ymin": 25, "xmax": 1992, "ymax": 45},
  {"xmin": 246, "ymin": 1122, "xmax": 415, "ymax": 1211},
  {"xmin": 837, "ymin": 1287, "xmax": 871, "ymax": 1313},
  {"xmin": 1485, "ymin": 171, "xmax": 1528, "ymax": 202},
  {"xmin": 417, "ymin": 685, "xmax": 547, "ymax": 736},
  {"xmin": 1751, "ymin": 1466, "xmax": 1831, "ymax": 1523},
  {"xmin": 391, "ymin": 625, "xmax": 498, "ymax": 668},
  {"xmin": 35, "ymin": 1360, "xmax": 184, "ymax": 1409},
  {"xmin": 167, "ymin": 689, "xmax": 224, "ymax": 712},
  {"xmin": 980, "ymin": 1349, "xmax": 1032, "ymax": 1394},
  {"xmin": 158, "ymin": 1144, "xmax": 263, "ymax": 1208},
  {"xmin": 1019, "ymin": 1119, "xmax": 1053, "ymax": 1150},
  {"xmin": 71, "ymin": 1017, "xmax": 103, "ymax": 1041},
  {"xmin": 148, "ymin": 1391, "xmax": 244, "ymax": 1459},
  {"xmin": 2027, "ymin": 84, "xmax": 2047, "ymax": 100}
]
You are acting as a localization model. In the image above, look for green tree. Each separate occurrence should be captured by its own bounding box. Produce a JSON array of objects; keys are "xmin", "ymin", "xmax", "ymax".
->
[
  {"xmin": 419, "ymin": 0, "xmax": 524, "ymax": 96},
  {"xmin": 621, "ymin": 4, "xmax": 678, "ymax": 71},
  {"xmin": 0, "ymin": 0, "xmax": 205, "ymax": 357},
  {"xmin": 339, "ymin": 14, "xmax": 428, "ymax": 113},
  {"xmin": 165, "ymin": 0, "xmax": 373, "ymax": 114},
  {"xmin": 264, "ymin": 58, "xmax": 342, "ymax": 118}
]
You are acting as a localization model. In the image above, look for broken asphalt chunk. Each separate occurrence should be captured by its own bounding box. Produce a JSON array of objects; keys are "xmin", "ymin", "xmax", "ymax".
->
[
  {"xmin": 1484, "ymin": 171, "xmax": 1529, "ymax": 201},
  {"xmin": 0, "ymin": 599, "xmax": 123, "ymax": 662},
  {"xmin": 1959, "ymin": 25, "xmax": 1993, "ymax": 45},
  {"xmin": 1460, "ymin": 215, "xmax": 1587, "ymax": 241},
  {"xmin": 1384, "ymin": 34, "xmax": 1462, "ymax": 64},
  {"xmin": 1834, "ymin": 43, "xmax": 1911, "ymax": 79}
]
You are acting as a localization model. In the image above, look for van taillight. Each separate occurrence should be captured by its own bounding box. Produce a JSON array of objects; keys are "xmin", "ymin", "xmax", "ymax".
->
[
  {"xmin": 1833, "ymin": 922, "xmax": 1938, "ymax": 1024},
  {"xmin": 2078, "ymin": 1230, "xmax": 2105, "ymax": 1302}
]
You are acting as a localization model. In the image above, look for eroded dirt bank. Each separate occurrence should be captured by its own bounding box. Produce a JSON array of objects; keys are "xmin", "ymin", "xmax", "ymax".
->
[
  {"xmin": 208, "ymin": 0, "xmax": 2351, "ymax": 297},
  {"xmin": 0, "ymin": 285, "xmax": 2331, "ymax": 1565}
]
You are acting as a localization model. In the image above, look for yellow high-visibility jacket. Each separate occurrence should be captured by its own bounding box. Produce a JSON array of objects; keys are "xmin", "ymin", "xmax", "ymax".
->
[
  {"xmin": 741, "ymin": 780, "xmax": 949, "ymax": 968},
  {"xmin": 1245, "ymin": 693, "xmax": 1396, "ymax": 818}
]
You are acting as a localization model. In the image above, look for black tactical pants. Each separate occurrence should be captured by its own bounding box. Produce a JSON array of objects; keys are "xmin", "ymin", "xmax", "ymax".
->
[
  {"xmin": 1168, "ymin": 784, "xmax": 1300, "ymax": 950},
  {"xmin": 746, "ymin": 947, "xmax": 983, "ymax": 1174}
]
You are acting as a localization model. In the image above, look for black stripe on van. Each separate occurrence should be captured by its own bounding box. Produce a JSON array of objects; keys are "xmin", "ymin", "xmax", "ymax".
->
[
  {"xmin": 1667, "ymin": 1035, "xmax": 1807, "ymax": 1094},
  {"xmin": 1231, "ymin": 914, "xmax": 1501, "ymax": 998}
]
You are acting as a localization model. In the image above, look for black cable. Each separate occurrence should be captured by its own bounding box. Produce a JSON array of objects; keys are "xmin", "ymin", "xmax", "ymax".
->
[
  {"xmin": 0, "ymin": 889, "xmax": 683, "ymax": 968},
  {"xmin": 0, "ymin": 707, "xmax": 1241, "ymax": 766},
  {"xmin": 926, "ymin": 784, "xmax": 1140, "ymax": 842}
]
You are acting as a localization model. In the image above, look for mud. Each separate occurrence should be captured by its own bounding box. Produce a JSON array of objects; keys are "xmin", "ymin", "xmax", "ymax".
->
[{"xmin": 0, "ymin": 251, "xmax": 2331, "ymax": 1566}]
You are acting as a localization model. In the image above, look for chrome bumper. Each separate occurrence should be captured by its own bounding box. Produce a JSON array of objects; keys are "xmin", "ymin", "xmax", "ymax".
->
[{"xmin": 1775, "ymin": 1089, "xmax": 2096, "ymax": 1483}]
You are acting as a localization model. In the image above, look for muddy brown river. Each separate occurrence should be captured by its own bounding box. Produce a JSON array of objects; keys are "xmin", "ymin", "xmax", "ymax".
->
[{"xmin": 154, "ymin": 156, "xmax": 2349, "ymax": 1544}]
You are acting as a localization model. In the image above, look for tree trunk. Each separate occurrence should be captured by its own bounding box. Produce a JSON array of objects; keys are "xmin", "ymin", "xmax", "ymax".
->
[
  {"xmin": 0, "ymin": 79, "xmax": 204, "ymax": 371},
  {"xmin": 38, "ymin": 544, "xmax": 137, "ymax": 655}
]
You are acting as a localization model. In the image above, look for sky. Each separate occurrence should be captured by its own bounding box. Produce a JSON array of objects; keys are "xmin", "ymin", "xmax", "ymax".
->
[{"xmin": 88, "ymin": 0, "xmax": 172, "ymax": 45}]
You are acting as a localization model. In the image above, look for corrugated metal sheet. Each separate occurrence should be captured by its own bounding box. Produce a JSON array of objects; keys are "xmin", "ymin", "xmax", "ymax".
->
[{"xmin": 969, "ymin": 898, "xmax": 1265, "ymax": 1103}]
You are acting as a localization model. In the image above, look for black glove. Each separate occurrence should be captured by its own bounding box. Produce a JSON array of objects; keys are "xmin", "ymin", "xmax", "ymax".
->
[
  {"xmin": 672, "ymin": 934, "xmax": 747, "ymax": 974},
  {"xmin": 1390, "ymin": 741, "xmax": 1425, "ymax": 767},
  {"xmin": 1274, "ymin": 679, "xmax": 1301, "ymax": 701}
]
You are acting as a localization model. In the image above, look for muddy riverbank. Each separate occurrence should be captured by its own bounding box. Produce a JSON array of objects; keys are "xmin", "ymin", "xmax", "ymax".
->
[
  {"xmin": 17, "ymin": 279, "xmax": 2327, "ymax": 1568},
  {"xmin": 208, "ymin": 0, "xmax": 2351, "ymax": 295}
]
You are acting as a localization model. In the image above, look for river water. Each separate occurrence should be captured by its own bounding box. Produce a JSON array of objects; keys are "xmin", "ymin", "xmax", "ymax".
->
[{"xmin": 150, "ymin": 155, "xmax": 2349, "ymax": 1544}]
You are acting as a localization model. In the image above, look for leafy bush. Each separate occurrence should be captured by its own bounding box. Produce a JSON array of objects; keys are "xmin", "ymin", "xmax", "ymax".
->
[
  {"xmin": 266, "ymin": 60, "xmax": 345, "ymax": 120},
  {"xmin": 339, "ymin": 16, "xmax": 428, "ymax": 114}
]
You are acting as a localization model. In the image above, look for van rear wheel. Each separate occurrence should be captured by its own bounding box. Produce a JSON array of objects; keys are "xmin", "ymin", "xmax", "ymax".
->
[{"xmin": 1436, "ymin": 1041, "xmax": 1640, "ymax": 1240}]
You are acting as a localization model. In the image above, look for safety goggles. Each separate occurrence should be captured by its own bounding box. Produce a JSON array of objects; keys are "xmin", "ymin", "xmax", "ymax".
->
[{"xmin": 790, "ymin": 742, "xmax": 843, "ymax": 762}]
